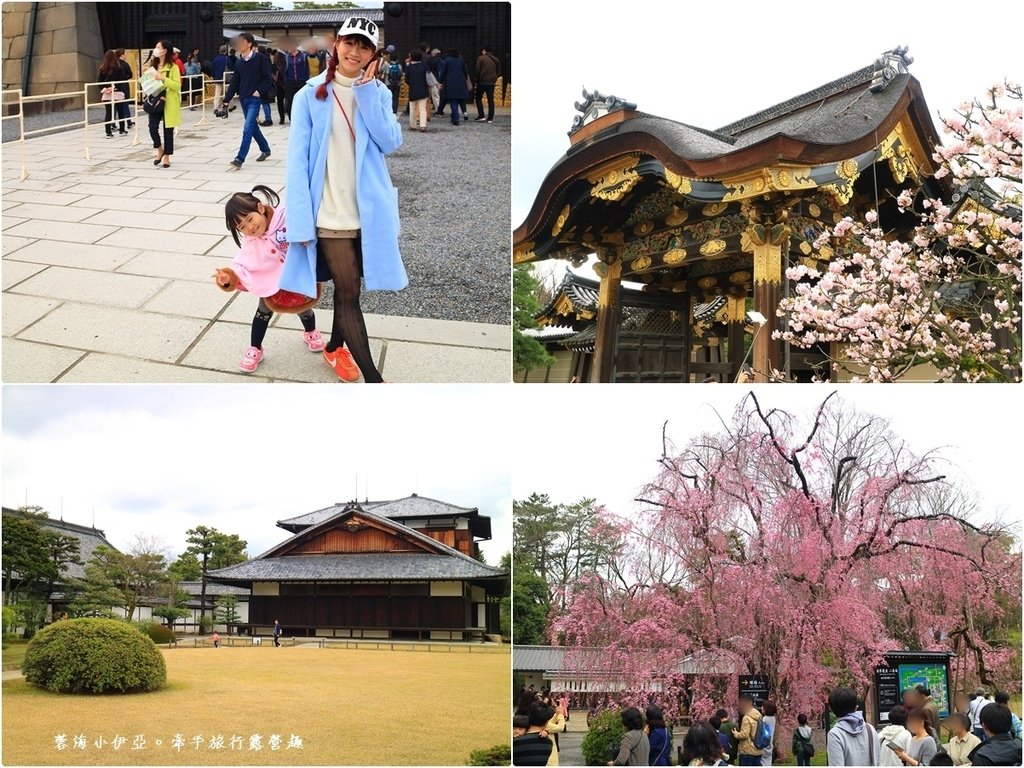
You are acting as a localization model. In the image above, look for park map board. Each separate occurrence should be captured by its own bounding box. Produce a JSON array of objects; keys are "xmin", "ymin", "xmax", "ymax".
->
[{"xmin": 875, "ymin": 655, "xmax": 951, "ymax": 723}]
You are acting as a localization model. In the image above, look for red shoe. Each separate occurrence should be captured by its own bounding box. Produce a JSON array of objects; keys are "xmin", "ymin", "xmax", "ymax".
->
[{"xmin": 323, "ymin": 346, "xmax": 360, "ymax": 382}]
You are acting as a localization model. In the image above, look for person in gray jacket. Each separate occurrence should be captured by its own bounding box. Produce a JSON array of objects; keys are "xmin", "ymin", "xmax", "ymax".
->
[
  {"xmin": 609, "ymin": 707, "xmax": 650, "ymax": 766},
  {"xmin": 826, "ymin": 688, "xmax": 879, "ymax": 766}
]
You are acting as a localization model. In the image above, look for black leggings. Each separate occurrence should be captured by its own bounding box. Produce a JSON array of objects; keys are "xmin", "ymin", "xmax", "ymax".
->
[
  {"xmin": 251, "ymin": 298, "xmax": 315, "ymax": 349},
  {"xmin": 318, "ymin": 237, "xmax": 383, "ymax": 383},
  {"xmin": 148, "ymin": 113, "xmax": 174, "ymax": 154}
]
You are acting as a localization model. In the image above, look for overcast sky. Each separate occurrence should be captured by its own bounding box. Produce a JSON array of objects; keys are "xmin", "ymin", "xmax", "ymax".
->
[
  {"xmin": 510, "ymin": 386, "xmax": 1022, "ymax": 534},
  {"xmin": 2, "ymin": 386, "xmax": 511, "ymax": 566},
  {"xmin": 512, "ymin": 2, "xmax": 1023, "ymax": 285}
]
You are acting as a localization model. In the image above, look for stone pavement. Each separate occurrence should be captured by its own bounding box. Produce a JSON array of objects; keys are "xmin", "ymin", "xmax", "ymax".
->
[{"xmin": 1, "ymin": 108, "xmax": 511, "ymax": 383}]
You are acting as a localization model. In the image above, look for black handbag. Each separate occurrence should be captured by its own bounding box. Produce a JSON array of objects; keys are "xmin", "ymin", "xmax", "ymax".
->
[{"xmin": 142, "ymin": 94, "xmax": 165, "ymax": 117}]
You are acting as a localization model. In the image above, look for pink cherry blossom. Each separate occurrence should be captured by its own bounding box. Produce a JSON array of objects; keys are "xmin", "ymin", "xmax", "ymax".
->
[
  {"xmin": 777, "ymin": 81, "xmax": 1021, "ymax": 382},
  {"xmin": 548, "ymin": 394, "xmax": 1021, "ymax": 724}
]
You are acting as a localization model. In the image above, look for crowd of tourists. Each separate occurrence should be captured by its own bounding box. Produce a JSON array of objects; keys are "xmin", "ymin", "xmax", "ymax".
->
[{"xmin": 512, "ymin": 684, "xmax": 1023, "ymax": 767}]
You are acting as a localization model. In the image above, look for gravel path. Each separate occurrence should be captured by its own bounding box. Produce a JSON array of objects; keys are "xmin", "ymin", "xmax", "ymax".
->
[
  {"xmin": 5, "ymin": 106, "xmax": 512, "ymax": 325},
  {"xmin": 319, "ymin": 111, "xmax": 512, "ymax": 325}
]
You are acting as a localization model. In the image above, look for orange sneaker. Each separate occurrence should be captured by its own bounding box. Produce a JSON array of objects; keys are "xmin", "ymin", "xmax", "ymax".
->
[{"xmin": 323, "ymin": 346, "xmax": 360, "ymax": 383}]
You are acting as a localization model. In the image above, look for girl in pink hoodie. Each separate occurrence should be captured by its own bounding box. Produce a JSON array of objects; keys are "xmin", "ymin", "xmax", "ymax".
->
[{"xmin": 214, "ymin": 185, "xmax": 325, "ymax": 372}]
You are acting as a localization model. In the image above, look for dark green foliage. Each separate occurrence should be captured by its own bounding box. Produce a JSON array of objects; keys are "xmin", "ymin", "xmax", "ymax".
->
[
  {"xmin": 512, "ymin": 567, "xmax": 550, "ymax": 645},
  {"xmin": 213, "ymin": 594, "xmax": 241, "ymax": 626},
  {"xmin": 2, "ymin": 508, "xmax": 81, "ymax": 610},
  {"xmin": 23, "ymin": 618, "xmax": 166, "ymax": 694},
  {"xmin": 466, "ymin": 744, "xmax": 511, "ymax": 766},
  {"xmin": 185, "ymin": 526, "xmax": 248, "ymax": 635},
  {"xmin": 581, "ymin": 709, "xmax": 626, "ymax": 767},
  {"xmin": 513, "ymin": 265, "xmax": 555, "ymax": 374}
]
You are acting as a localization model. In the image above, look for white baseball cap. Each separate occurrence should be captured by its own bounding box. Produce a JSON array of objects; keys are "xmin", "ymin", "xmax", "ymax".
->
[{"xmin": 337, "ymin": 16, "xmax": 379, "ymax": 48}]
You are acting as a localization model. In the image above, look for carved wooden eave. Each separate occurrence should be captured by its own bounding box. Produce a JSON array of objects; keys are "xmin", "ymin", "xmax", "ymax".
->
[{"xmin": 514, "ymin": 66, "xmax": 945, "ymax": 268}]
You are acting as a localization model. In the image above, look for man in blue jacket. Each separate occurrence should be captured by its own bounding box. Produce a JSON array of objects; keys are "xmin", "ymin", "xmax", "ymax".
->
[
  {"xmin": 282, "ymin": 40, "xmax": 308, "ymax": 124},
  {"xmin": 211, "ymin": 45, "xmax": 229, "ymax": 113},
  {"xmin": 222, "ymin": 33, "xmax": 273, "ymax": 169}
]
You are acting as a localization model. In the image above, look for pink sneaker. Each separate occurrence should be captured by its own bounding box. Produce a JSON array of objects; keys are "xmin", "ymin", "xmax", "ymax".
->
[
  {"xmin": 239, "ymin": 346, "xmax": 264, "ymax": 372},
  {"xmin": 303, "ymin": 329, "xmax": 326, "ymax": 352}
]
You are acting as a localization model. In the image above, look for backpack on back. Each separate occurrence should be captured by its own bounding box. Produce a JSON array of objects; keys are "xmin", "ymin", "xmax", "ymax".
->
[
  {"xmin": 753, "ymin": 716, "xmax": 772, "ymax": 750},
  {"xmin": 388, "ymin": 61, "xmax": 401, "ymax": 82}
]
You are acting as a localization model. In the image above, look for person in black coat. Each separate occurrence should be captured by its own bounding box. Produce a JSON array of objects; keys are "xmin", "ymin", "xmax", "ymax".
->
[
  {"xmin": 968, "ymin": 704, "xmax": 1024, "ymax": 766},
  {"xmin": 437, "ymin": 49, "xmax": 469, "ymax": 125},
  {"xmin": 404, "ymin": 50, "xmax": 429, "ymax": 131}
]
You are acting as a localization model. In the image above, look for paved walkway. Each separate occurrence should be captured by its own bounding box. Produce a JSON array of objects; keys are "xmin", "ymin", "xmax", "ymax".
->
[{"xmin": 1, "ymin": 107, "xmax": 510, "ymax": 383}]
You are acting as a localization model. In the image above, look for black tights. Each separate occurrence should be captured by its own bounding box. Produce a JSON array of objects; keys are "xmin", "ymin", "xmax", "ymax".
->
[
  {"xmin": 251, "ymin": 298, "xmax": 315, "ymax": 348},
  {"xmin": 319, "ymin": 237, "xmax": 382, "ymax": 383}
]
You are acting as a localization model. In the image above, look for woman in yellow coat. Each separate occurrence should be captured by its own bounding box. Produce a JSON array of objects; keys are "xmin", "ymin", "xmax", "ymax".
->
[{"xmin": 148, "ymin": 39, "xmax": 181, "ymax": 168}]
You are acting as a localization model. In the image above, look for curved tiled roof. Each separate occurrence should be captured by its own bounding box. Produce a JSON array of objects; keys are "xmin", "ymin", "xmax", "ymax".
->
[
  {"xmin": 206, "ymin": 553, "xmax": 502, "ymax": 582},
  {"xmin": 277, "ymin": 494, "xmax": 479, "ymax": 531},
  {"xmin": 211, "ymin": 504, "xmax": 505, "ymax": 585}
]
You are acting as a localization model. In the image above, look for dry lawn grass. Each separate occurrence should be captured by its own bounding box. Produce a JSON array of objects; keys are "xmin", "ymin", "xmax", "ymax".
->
[{"xmin": 2, "ymin": 644, "xmax": 509, "ymax": 765}]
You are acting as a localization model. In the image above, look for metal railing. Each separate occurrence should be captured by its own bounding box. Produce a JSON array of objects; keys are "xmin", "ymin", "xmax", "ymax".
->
[{"xmin": 1, "ymin": 72, "xmax": 230, "ymax": 179}]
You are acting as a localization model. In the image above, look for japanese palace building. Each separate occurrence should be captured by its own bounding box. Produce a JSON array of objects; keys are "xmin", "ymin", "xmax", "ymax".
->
[
  {"xmin": 208, "ymin": 495, "xmax": 507, "ymax": 641},
  {"xmin": 515, "ymin": 47, "xmax": 953, "ymax": 383}
]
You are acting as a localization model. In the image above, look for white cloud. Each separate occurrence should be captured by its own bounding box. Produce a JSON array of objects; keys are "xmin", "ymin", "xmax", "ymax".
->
[
  {"xmin": 509, "ymin": 385, "xmax": 1022, "ymax": 531},
  {"xmin": 512, "ymin": 1, "xmax": 1024, "ymax": 225},
  {"xmin": 2, "ymin": 386, "xmax": 511, "ymax": 565}
]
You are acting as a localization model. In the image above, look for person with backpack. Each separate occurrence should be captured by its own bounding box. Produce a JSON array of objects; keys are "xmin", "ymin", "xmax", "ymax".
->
[
  {"xmin": 759, "ymin": 701, "xmax": 778, "ymax": 765},
  {"xmin": 792, "ymin": 713, "xmax": 815, "ymax": 767},
  {"xmin": 732, "ymin": 696, "xmax": 764, "ymax": 767},
  {"xmin": 646, "ymin": 706, "xmax": 671, "ymax": 766},
  {"xmin": 381, "ymin": 46, "xmax": 402, "ymax": 115},
  {"xmin": 826, "ymin": 687, "xmax": 879, "ymax": 766}
]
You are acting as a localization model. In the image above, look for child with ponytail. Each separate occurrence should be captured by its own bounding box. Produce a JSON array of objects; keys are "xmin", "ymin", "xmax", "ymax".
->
[{"xmin": 215, "ymin": 185, "xmax": 325, "ymax": 373}]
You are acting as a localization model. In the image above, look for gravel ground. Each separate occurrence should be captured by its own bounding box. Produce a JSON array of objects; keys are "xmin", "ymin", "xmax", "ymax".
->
[
  {"xmin": 1, "ymin": 105, "xmax": 109, "ymax": 143},
  {"xmin": 318, "ymin": 110, "xmax": 512, "ymax": 325},
  {"xmin": 4, "ymin": 105, "xmax": 511, "ymax": 325}
]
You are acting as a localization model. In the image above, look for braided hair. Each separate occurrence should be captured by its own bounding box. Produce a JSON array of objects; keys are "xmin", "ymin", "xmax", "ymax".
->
[
  {"xmin": 314, "ymin": 36, "xmax": 380, "ymax": 100},
  {"xmin": 314, "ymin": 46, "xmax": 341, "ymax": 100}
]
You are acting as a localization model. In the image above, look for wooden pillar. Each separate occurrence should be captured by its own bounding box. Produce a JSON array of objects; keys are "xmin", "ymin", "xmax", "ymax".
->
[
  {"xmin": 681, "ymin": 293, "xmax": 694, "ymax": 383},
  {"xmin": 726, "ymin": 294, "xmax": 747, "ymax": 382},
  {"xmin": 592, "ymin": 258, "xmax": 622, "ymax": 383}
]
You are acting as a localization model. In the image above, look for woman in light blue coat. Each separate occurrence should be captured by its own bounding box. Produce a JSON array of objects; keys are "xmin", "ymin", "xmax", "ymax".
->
[{"xmin": 281, "ymin": 16, "xmax": 405, "ymax": 383}]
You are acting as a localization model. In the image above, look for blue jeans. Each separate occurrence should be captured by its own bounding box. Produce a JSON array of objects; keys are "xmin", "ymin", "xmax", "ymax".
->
[
  {"xmin": 448, "ymin": 98, "xmax": 461, "ymax": 125},
  {"xmin": 235, "ymin": 97, "xmax": 270, "ymax": 163},
  {"xmin": 738, "ymin": 756, "xmax": 761, "ymax": 767},
  {"xmin": 261, "ymin": 99, "xmax": 271, "ymax": 121}
]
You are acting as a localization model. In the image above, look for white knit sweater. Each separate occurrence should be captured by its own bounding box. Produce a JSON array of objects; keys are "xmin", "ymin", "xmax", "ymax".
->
[{"xmin": 316, "ymin": 72, "xmax": 360, "ymax": 231}]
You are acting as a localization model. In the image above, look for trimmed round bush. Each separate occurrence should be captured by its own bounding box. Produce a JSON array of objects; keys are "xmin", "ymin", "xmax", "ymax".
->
[
  {"xmin": 140, "ymin": 622, "xmax": 175, "ymax": 644},
  {"xmin": 23, "ymin": 618, "xmax": 166, "ymax": 694}
]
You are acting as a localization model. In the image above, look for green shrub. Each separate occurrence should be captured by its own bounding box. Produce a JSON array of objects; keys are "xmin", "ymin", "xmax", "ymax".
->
[
  {"xmin": 582, "ymin": 709, "xmax": 626, "ymax": 766},
  {"xmin": 2, "ymin": 606, "xmax": 15, "ymax": 634},
  {"xmin": 23, "ymin": 617, "xmax": 166, "ymax": 694},
  {"xmin": 467, "ymin": 744, "xmax": 510, "ymax": 765},
  {"xmin": 138, "ymin": 622, "xmax": 175, "ymax": 644}
]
